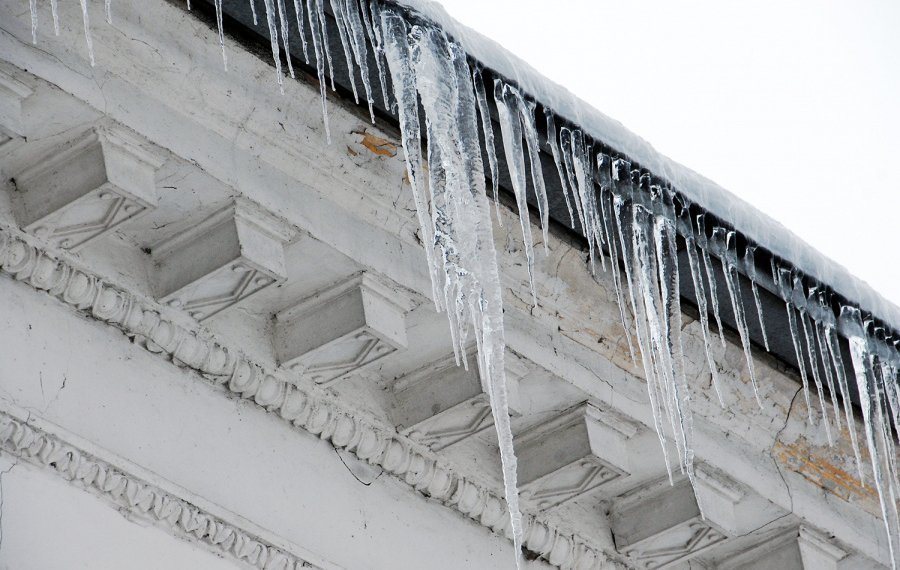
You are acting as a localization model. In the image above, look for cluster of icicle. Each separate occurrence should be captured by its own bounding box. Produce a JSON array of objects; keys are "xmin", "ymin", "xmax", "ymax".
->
[{"xmin": 27, "ymin": 0, "xmax": 900, "ymax": 567}]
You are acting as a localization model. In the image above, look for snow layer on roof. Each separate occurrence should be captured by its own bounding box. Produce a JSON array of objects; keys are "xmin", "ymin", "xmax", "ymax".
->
[{"xmin": 396, "ymin": 0, "xmax": 900, "ymax": 331}]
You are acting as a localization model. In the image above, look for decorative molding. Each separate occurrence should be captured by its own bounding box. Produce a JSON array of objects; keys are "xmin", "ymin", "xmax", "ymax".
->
[
  {"xmin": 0, "ymin": 408, "xmax": 322, "ymax": 570},
  {"xmin": 153, "ymin": 199, "xmax": 293, "ymax": 321},
  {"xmin": 0, "ymin": 67, "xmax": 34, "ymax": 136},
  {"xmin": 9, "ymin": 127, "xmax": 163, "ymax": 251},
  {"xmin": 0, "ymin": 226, "xmax": 623, "ymax": 570},
  {"xmin": 276, "ymin": 273, "xmax": 412, "ymax": 385}
]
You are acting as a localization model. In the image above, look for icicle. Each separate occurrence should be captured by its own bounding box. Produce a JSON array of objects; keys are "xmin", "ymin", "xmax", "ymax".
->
[
  {"xmin": 379, "ymin": 7, "xmax": 439, "ymax": 310},
  {"xmin": 215, "ymin": 0, "xmax": 229, "ymax": 70},
  {"xmin": 844, "ymin": 306, "xmax": 900, "ymax": 568},
  {"xmin": 716, "ymin": 229, "xmax": 762, "ymax": 408},
  {"xmin": 512, "ymin": 92, "xmax": 549, "ymax": 253},
  {"xmin": 78, "ymin": 0, "xmax": 95, "ymax": 67},
  {"xmin": 291, "ymin": 0, "xmax": 309, "ymax": 62},
  {"xmin": 387, "ymin": 17, "xmax": 523, "ymax": 564},
  {"xmin": 773, "ymin": 263, "xmax": 815, "ymax": 424},
  {"xmin": 105, "ymin": 0, "xmax": 112, "ymax": 24},
  {"xmin": 696, "ymin": 215, "xmax": 727, "ymax": 350},
  {"xmin": 328, "ymin": 0, "xmax": 359, "ymax": 102},
  {"xmin": 472, "ymin": 66, "xmax": 501, "ymax": 224},
  {"xmin": 799, "ymin": 305, "xmax": 834, "ymax": 445},
  {"xmin": 744, "ymin": 245, "xmax": 770, "ymax": 351},
  {"xmin": 559, "ymin": 128, "xmax": 586, "ymax": 235},
  {"xmin": 598, "ymin": 157, "xmax": 635, "ymax": 364},
  {"xmin": 824, "ymin": 322, "xmax": 864, "ymax": 478},
  {"xmin": 250, "ymin": 0, "xmax": 260, "ymax": 26},
  {"xmin": 261, "ymin": 0, "xmax": 284, "ymax": 88},
  {"xmin": 545, "ymin": 110, "xmax": 575, "ymax": 228},
  {"xmin": 359, "ymin": 0, "xmax": 390, "ymax": 109},
  {"xmin": 815, "ymin": 320, "xmax": 842, "ymax": 431},
  {"xmin": 680, "ymin": 200, "xmax": 724, "ymax": 406},
  {"xmin": 651, "ymin": 186, "xmax": 691, "ymax": 451},
  {"xmin": 29, "ymin": 0, "xmax": 37, "ymax": 44},
  {"xmin": 275, "ymin": 0, "xmax": 295, "ymax": 78},
  {"xmin": 572, "ymin": 131, "xmax": 605, "ymax": 272},
  {"xmin": 341, "ymin": 0, "xmax": 376, "ymax": 122},
  {"xmin": 494, "ymin": 79, "xmax": 538, "ymax": 306},
  {"xmin": 313, "ymin": 0, "xmax": 337, "ymax": 91},
  {"xmin": 50, "ymin": 0, "xmax": 60, "ymax": 35},
  {"xmin": 305, "ymin": 0, "xmax": 330, "ymax": 138}
]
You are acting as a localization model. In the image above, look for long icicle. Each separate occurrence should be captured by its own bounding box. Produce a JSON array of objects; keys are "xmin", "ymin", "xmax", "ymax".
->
[
  {"xmin": 305, "ymin": 0, "xmax": 329, "ymax": 138},
  {"xmin": 78, "ymin": 0, "xmax": 95, "ymax": 66},
  {"xmin": 696, "ymin": 215, "xmax": 727, "ymax": 350},
  {"xmin": 745, "ymin": 245, "xmax": 771, "ymax": 351},
  {"xmin": 472, "ymin": 66, "xmax": 502, "ymax": 224},
  {"xmin": 342, "ymin": 0, "xmax": 376, "ymax": 122},
  {"xmin": 291, "ymin": 0, "xmax": 310, "ymax": 63},
  {"xmin": 774, "ymin": 264, "xmax": 815, "ymax": 424},
  {"xmin": 275, "ymin": 0, "xmax": 295, "ymax": 77},
  {"xmin": 545, "ymin": 110, "xmax": 575, "ymax": 228}
]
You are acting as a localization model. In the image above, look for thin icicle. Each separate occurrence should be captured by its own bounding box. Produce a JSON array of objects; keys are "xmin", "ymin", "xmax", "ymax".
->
[
  {"xmin": 824, "ymin": 322, "xmax": 864, "ymax": 479},
  {"xmin": 512, "ymin": 92, "xmax": 549, "ymax": 253},
  {"xmin": 681, "ymin": 201, "xmax": 724, "ymax": 406},
  {"xmin": 250, "ymin": 0, "xmax": 259, "ymax": 26},
  {"xmin": 78, "ymin": 0, "xmax": 95, "ymax": 67},
  {"xmin": 379, "ymin": 7, "xmax": 439, "ymax": 310},
  {"xmin": 598, "ymin": 161, "xmax": 635, "ymax": 364},
  {"xmin": 275, "ymin": 0, "xmax": 295, "ymax": 78},
  {"xmin": 341, "ymin": 0, "xmax": 376, "ymax": 122},
  {"xmin": 559, "ymin": 128, "xmax": 586, "ymax": 235},
  {"xmin": 305, "ymin": 0, "xmax": 330, "ymax": 138},
  {"xmin": 696, "ymin": 215, "xmax": 727, "ymax": 350},
  {"xmin": 545, "ymin": 110, "xmax": 575, "ymax": 228},
  {"xmin": 717, "ymin": 229, "xmax": 762, "ymax": 408},
  {"xmin": 50, "ymin": 0, "xmax": 60, "ymax": 35},
  {"xmin": 472, "ymin": 66, "xmax": 501, "ymax": 224},
  {"xmin": 745, "ymin": 245, "xmax": 770, "ymax": 351},
  {"xmin": 262, "ymin": 0, "xmax": 284, "ymax": 88},
  {"xmin": 105, "ymin": 0, "xmax": 112, "ymax": 24},
  {"xmin": 29, "ymin": 0, "xmax": 37, "ymax": 44},
  {"xmin": 291, "ymin": 0, "xmax": 310, "ymax": 62},
  {"xmin": 358, "ymin": 0, "xmax": 388, "ymax": 109},
  {"xmin": 328, "ymin": 0, "xmax": 358, "ymax": 102},
  {"xmin": 815, "ymin": 320, "xmax": 842, "ymax": 431},
  {"xmin": 572, "ymin": 131, "xmax": 605, "ymax": 272},
  {"xmin": 215, "ymin": 0, "xmax": 229, "ymax": 70},
  {"xmin": 313, "ymin": 0, "xmax": 337, "ymax": 91},
  {"xmin": 773, "ymin": 263, "xmax": 815, "ymax": 424},
  {"xmin": 800, "ymin": 307, "xmax": 834, "ymax": 445},
  {"xmin": 494, "ymin": 79, "xmax": 538, "ymax": 306}
]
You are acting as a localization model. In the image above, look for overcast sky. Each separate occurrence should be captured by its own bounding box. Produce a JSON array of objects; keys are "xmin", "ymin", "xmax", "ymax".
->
[{"xmin": 435, "ymin": 0, "xmax": 900, "ymax": 309}]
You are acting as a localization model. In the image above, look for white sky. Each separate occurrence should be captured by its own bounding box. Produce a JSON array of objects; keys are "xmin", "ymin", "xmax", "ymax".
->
[{"xmin": 434, "ymin": 0, "xmax": 900, "ymax": 309}]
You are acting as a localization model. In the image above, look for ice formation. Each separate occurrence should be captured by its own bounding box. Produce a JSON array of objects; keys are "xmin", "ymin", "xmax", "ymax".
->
[{"xmin": 24, "ymin": 0, "xmax": 900, "ymax": 566}]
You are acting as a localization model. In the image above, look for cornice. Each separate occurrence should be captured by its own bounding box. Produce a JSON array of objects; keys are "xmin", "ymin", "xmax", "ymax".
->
[
  {"xmin": 0, "ymin": 226, "xmax": 626, "ymax": 570},
  {"xmin": 0, "ymin": 405, "xmax": 324, "ymax": 570}
]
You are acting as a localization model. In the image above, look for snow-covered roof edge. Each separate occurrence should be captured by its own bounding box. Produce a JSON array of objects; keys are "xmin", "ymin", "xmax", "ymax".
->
[{"xmin": 395, "ymin": 0, "xmax": 900, "ymax": 332}]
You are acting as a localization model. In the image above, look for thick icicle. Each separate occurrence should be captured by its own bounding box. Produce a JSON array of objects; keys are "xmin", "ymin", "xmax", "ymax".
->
[
  {"xmin": 773, "ymin": 263, "xmax": 815, "ymax": 424},
  {"xmin": 494, "ymin": 79, "xmax": 538, "ymax": 305},
  {"xmin": 472, "ymin": 66, "xmax": 501, "ymax": 223},
  {"xmin": 717, "ymin": 229, "xmax": 762, "ymax": 408},
  {"xmin": 392, "ymin": 17, "xmax": 523, "ymax": 564},
  {"xmin": 329, "ymin": 0, "xmax": 359, "ymax": 102},
  {"xmin": 545, "ymin": 110, "xmax": 575, "ymax": 228},
  {"xmin": 215, "ymin": 0, "xmax": 229, "ymax": 70},
  {"xmin": 379, "ymin": 8, "xmax": 439, "ymax": 309},
  {"xmin": 275, "ymin": 0, "xmax": 295, "ymax": 78},
  {"xmin": 744, "ymin": 245, "xmax": 770, "ymax": 351},
  {"xmin": 680, "ymin": 200, "xmax": 724, "ymax": 406},
  {"xmin": 696, "ymin": 215, "xmax": 727, "ymax": 350},
  {"xmin": 78, "ymin": 0, "xmax": 95, "ymax": 67},
  {"xmin": 341, "ymin": 0, "xmax": 376, "ymax": 122},
  {"xmin": 305, "ymin": 0, "xmax": 330, "ymax": 139}
]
